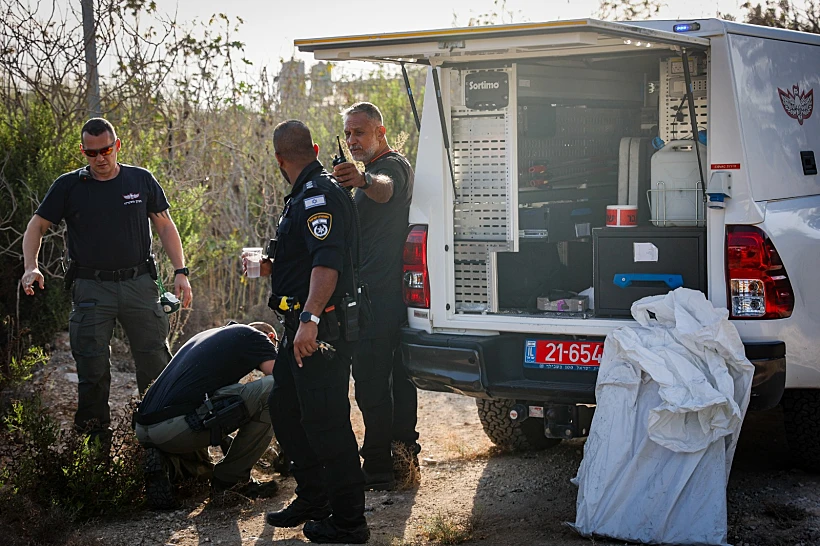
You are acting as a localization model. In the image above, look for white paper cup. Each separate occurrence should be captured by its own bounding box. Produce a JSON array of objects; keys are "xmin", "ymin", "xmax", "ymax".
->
[{"xmin": 242, "ymin": 247, "xmax": 263, "ymax": 278}]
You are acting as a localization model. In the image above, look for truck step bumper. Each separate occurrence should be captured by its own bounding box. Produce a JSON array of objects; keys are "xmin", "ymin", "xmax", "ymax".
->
[{"xmin": 400, "ymin": 328, "xmax": 786, "ymax": 411}]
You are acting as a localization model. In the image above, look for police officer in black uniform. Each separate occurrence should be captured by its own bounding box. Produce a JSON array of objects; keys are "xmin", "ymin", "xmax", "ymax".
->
[{"xmin": 257, "ymin": 120, "xmax": 368, "ymax": 544}]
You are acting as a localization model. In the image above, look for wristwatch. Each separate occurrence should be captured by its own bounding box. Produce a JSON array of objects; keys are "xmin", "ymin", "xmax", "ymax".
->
[
  {"xmin": 174, "ymin": 267, "xmax": 189, "ymax": 276},
  {"xmin": 299, "ymin": 311, "xmax": 321, "ymax": 325},
  {"xmin": 361, "ymin": 172, "xmax": 373, "ymax": 190}
]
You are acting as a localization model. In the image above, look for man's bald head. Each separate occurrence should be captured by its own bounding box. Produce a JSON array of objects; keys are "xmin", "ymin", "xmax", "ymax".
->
[{"xmin": 273, "ymin": 120, "xmax": 316, "ymax": 163}]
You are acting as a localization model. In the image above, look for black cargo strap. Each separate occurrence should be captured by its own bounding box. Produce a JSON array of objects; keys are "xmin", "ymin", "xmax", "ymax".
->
[{"xmin": 75, "ymin": 261, "xmax": 150, "ymax": 282}]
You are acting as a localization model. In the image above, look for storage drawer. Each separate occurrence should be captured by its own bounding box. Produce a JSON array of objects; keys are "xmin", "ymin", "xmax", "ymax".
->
[{"xmin": 593, "ymin": 227, "xmax": 706, "ymax": 317}]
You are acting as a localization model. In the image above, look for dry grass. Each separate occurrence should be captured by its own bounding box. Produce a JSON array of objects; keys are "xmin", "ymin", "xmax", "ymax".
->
[
  {"xmin": 420, "ymin": 512, "xmax": 475, "ymax": 545},
  {"xmin": 392, "ymin": 442, "xmax": 421, "ymax": 490},
  {"xmin": 441, "ymin": 432, "xmax": 493, "ymax": 462},
  {"xmin": 369, "ymin": 537, "xmax": 423, "ymax": 546}
]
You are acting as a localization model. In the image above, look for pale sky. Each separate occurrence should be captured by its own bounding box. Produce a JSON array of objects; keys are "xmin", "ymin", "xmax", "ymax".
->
[{"xmin": 166, "ymin": 0, "xmax": 745, "ymax": 72}]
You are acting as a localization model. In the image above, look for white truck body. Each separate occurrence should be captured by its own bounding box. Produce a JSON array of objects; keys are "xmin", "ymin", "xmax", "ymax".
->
[{"xmin": 298, "ymin": 19, "xmax": 820, "ymax": 461}]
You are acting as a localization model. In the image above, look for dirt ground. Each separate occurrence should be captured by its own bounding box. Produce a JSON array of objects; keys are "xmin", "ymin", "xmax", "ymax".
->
[{"xmin": 35, "ymin": 332, "xmax": 820, "ymax": 546}]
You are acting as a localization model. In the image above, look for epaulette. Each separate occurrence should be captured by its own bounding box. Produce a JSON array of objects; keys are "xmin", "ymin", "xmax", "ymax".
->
[{"xmin": 299, "ymin": 173, "xmax": 335, "ymax": 198}]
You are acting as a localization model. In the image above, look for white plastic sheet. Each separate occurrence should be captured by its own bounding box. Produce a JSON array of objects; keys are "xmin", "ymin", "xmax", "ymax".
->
[{"xmin": 572, "ymin": 288, "xmax": 754, "ymax": 545}]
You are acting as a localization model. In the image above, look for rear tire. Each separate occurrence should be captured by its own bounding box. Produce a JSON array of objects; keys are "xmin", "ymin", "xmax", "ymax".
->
[
  {"xmin": 475, "ymin": 398, "xmax": 561, "ymax": 451},
  {"xmin": 782, "ymin": 389, "xmax": 820, "ymax": 473}
]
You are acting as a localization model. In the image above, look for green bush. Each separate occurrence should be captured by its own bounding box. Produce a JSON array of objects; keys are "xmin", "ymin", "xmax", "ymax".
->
[
  {"xmin": 0, "ymin": 396, "xmax": 145, "ymax": 529},
  {"xmin": 0, "ymin": 102, "xmax": 76, "ymax": 349},
  {"xmin": 0, "ymin": 317, "xmax": 48, "ymax": 393}
]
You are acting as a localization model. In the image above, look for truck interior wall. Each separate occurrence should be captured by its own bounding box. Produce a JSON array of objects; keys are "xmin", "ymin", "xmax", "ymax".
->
[{"xmin": 451, "ymin": 51, "xmax": 709, "ymax": 316}]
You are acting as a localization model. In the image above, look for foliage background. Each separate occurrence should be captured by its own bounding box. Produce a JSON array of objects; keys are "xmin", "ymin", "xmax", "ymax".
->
[
  {"xmin": 2, "ymin": 0, "xmax": 817, "ymax": 361},
  {"xmin": 0, "ymin": 0, "xmax": 818, "ymax": 541},
  {"xmin": 0, "ymin": 0, "xmax": 425, "ymax": 360}
]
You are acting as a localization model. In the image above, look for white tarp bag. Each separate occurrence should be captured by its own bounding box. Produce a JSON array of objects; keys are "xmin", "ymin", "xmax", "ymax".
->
[{"xmin": 572, "ymin": 288, "xmax": 754, "ymax": 545}]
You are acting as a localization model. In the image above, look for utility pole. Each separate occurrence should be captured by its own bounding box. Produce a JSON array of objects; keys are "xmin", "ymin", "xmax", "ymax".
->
[{"xmin": 81, "ymin": 0, "xmax": 101, "ymax": 118}]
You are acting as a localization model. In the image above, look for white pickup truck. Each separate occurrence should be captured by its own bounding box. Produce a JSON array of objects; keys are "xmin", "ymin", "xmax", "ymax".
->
[{"xmin": 296, "ymin": 18, "xmax": 820, "ymax": 470}]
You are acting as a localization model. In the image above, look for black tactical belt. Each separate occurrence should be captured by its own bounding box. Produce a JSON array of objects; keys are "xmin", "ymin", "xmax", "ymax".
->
[{"xmin": 75, "ymin": 262, "xmax": 150, "ymax": 282}]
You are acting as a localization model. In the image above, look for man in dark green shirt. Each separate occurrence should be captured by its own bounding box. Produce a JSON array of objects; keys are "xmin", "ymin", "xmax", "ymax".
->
[{"xmin": 333, "ymin": 102, "xmax": 419, "ymax": 490}]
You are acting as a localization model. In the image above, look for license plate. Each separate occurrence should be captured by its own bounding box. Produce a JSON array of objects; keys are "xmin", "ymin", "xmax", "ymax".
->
[{"xmin": 524, "ymin": 339, "xmax": 604, "ymax": 370}]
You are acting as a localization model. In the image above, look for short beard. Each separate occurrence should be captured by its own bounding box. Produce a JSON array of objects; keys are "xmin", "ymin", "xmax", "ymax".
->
[{"xmin": 352, "ymin": 140, "xmax": 381, "ymax": 163}]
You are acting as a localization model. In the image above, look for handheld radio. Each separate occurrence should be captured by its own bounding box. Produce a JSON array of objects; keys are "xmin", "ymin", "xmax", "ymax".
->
[{"xmin": 332, "ymin": 136, "xmax": 346, "ymax": 167}]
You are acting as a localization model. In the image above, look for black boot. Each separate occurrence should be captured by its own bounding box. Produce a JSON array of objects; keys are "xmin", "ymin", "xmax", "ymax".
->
[
  {"xmin": 144, "ymin": 447, "xmax": 176, "ymax": 510},
  {"xmin": 266, "ymin": 497, "xmax": 332, "ymax": 528},
  {"xmin": 362, "ymin": 468, "xmax": 396, "ymax": 491},
  {"xmin": 303, "ymin": 516, "xmax": 370, "ymax": 544}
]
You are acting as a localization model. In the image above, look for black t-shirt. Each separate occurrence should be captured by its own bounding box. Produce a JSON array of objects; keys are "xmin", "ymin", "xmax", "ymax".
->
[
  {"xmin": 35, "ymin": 164, "xmax": 170, "ymax": 270},
  {"xmin": 270, "ymin": 160, "xmax": 355, "ymax": 304},
  {"xmin": 357, "ymin": 151, "xmax": 414, "ymax": 337},
  {"xmin": 138, "ymin": 324, "xmax": 277, "ymax": 417}
]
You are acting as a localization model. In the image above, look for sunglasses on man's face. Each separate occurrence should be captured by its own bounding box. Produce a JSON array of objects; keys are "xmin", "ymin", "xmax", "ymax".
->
[{"xmin": 82, "ymin": 141, "xmax": 116, "ymax": 158}]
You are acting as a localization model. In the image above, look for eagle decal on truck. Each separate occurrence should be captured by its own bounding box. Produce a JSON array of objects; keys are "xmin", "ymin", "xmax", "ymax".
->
[{"xmin": 778, "ymin": 83, "xmax": 814, "ymax": 125}]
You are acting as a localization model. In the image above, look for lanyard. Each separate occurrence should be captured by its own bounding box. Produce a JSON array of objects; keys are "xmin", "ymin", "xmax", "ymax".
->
[{"xmin": 366, "ymin": 148, "xmax": 397, "ymax": 166}]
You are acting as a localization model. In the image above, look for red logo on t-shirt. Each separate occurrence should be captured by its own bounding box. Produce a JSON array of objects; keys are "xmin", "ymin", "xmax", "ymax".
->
[{"xmin": 778, "ymin": 84, "xmax": 814, "ymax": 125}]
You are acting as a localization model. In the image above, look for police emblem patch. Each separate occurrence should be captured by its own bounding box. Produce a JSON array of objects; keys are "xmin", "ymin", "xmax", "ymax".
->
[{"xmin": 307, "ymin": 212, "xmax": 332, "ymax": 240}]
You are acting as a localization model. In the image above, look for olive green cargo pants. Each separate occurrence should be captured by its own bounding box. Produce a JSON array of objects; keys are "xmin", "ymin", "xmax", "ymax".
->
[
  {"xmin": 135, "ymin": 376, "xmax": 275, "ymax": 485},
  {"xmin": 69, "ymin": 274, "xmax": 172, "ymax": 437}
]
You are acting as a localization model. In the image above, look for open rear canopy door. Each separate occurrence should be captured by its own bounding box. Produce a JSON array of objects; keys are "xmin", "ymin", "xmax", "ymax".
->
[{"xmin": 295, "ymin": 19, "xmax": 708, "ymax": 64}]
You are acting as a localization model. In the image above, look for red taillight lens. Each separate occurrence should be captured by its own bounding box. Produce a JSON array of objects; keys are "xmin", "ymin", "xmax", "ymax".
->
[
  {"xmin": 403, "ymin": 225, "xmax": 430, "ymax": 309},
  {"xmin": 726, "ymin": 226, "xmax": 794, "ymax": 319}
]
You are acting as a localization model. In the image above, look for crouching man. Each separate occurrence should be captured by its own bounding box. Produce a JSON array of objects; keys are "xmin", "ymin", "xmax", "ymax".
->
[{"xmin": 135, "ymin": 321, "xmax": 279, "ymax": 508}]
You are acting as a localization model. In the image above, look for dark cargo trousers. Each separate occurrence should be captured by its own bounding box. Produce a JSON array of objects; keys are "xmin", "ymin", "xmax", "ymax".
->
[
  {"xmin": 69, "ymin": 274, "xmax": 172, "ymax": 436},
  {"xmin": 353, "ymin": 334, "xmax": 420, "ymax": 474},
  {"xmin": 135, "ymin": 376, "xmax": 274, "ymax": 485},
  {"xmin": 269, "ymin": 341, "xmax": 366, "ymax": 529}
]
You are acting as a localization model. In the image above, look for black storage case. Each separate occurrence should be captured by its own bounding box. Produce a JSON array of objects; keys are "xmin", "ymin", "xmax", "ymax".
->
[{"xmin": 593, "ymin": 227, "xmax": 706, "ymax": 317}]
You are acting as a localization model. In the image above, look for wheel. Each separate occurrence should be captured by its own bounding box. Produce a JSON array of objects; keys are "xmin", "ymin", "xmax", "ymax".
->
[
  {"xmin": 475, "ymin": 398, "xmax": 562, "ymax": 451},
  {"xmin": 782, "ymin": 389, "xmax": 820, "ymax": 473}
]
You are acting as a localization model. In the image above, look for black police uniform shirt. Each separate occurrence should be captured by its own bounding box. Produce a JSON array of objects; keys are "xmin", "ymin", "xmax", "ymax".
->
[
  {"xmin": 138, "ymin": 324, "xmax": 277, "ymax": 418},
  {"xmin": 357, "ymin": 151, "xmax": 414, "ymax": 337},
  {"xmin": 270, "ymin": 160, "xmax": 353, "ymax": 305},
  {"xmin": 35, "ymin": 164, "xmax": 170, "ymax": 271}
]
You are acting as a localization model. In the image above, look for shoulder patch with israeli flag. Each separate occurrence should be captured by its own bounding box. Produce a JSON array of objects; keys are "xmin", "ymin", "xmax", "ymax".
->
[
  {"xmin": 307, "ymin": 212, "xmax": 332, "ymax": 240},
  {"xmin": 303, "ymin": 195, "xmax": 326, "ymax": 210}
]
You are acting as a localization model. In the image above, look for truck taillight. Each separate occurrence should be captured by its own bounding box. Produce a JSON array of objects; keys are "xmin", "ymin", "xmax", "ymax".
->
[
  {"xmin": 726, "ymin": 226, "xmax": 794, "ymax": 319},
  {"xmin": 403, "ymin": 225, "xmax": 429, "ymax": 308}
]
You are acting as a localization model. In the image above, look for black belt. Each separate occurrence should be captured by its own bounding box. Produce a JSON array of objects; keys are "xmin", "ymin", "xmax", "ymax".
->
[
  {"xmin": 135, "ymin": 401, "xmax": 199, "ymax": 426},
  {"xmin": 75, "ymin": 262, "xmax": 150, "ymax": 282}
]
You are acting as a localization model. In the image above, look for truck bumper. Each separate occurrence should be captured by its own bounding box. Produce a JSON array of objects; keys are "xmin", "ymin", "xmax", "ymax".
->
[
  {"xmin": 400, "ymin": 328, "xmax": 786, "ymax": 410},
  {"xmin": 399, "ymin": 328, "xmax": 598, "ymax": 404}
]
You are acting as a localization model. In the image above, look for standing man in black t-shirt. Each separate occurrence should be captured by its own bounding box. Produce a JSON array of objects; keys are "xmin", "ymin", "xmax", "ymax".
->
[
  {"xmin": 20, "ymin": 118, "xmax": 193, "ymax": 444},
  {"xmin": 333, "ymin": 102, "xmax": 419, "ymax": 491},
  {"xmin": 259, "ymin": 120, "xmax": 368, "ymax": 544},
  {"xmin": 135, "ymin": 322, "xmax": 278, "ymax": 509}
]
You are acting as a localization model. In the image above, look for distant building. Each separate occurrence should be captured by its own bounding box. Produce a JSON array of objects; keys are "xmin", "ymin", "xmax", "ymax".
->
[
  {"xmin": 309, "ymin": 62, "xmax": 333, "ymax": 100},
  {"xmin": 278, "ymin": 59, "xmax": 305, "ymax": 103}
]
